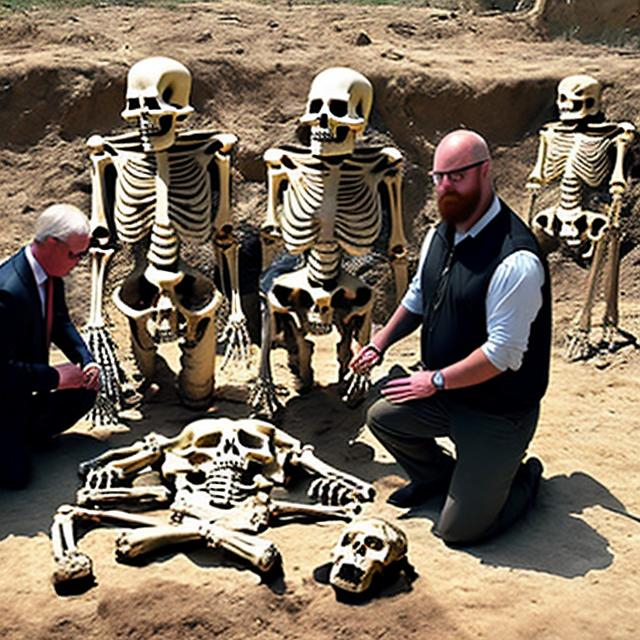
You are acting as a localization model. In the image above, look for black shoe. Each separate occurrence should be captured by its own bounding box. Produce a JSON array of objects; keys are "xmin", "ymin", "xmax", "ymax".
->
[
  {"xmin": 387, "ymin": 477, "xmax": 450, "ymax": 508},
  {"xmin": 521, "ymin": 457, "xmax": 543, "ymax": 507}
]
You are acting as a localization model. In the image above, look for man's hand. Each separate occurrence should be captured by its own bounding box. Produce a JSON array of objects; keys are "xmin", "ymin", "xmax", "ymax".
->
[
  {"xmin": 55, "ymin": 363, "xmax": 86, "ymax": 390},
  {"xmin": 381, "ymin": 371, "xmax": 436, "ymax": 404},
  {"xmin": 82, "ymin": 363, "xmax": 101, "ymax": 391},
  {"xmin": 349, "ymin": 344, "xmax": 382, "ymax": 376}
]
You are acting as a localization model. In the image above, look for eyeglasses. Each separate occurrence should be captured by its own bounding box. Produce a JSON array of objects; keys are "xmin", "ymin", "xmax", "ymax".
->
[
  {"xmin": 54, "ymin": 238, "xmax": 88, "ymax": 261},
  {"xmin": 430, "ymin": 159, "xmax": 488, "ymax": 185}
]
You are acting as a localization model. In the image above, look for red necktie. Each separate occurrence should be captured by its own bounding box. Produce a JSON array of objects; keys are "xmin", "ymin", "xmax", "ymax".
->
[{"xmin": 45, "ymin": 277, "xmax": 54, "ymax": 350}]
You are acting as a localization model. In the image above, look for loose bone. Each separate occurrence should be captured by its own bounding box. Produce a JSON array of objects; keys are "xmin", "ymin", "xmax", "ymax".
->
[
  {"xmin": 115, "ymin": 521, "xmax": 280, "ymax": 573},
  {"xmin": 51, "ymin": 505, "xmax": 163, "ymax": 588}
]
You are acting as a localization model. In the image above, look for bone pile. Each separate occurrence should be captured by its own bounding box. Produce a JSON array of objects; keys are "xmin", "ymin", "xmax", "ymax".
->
[{"xmin": 50, "ymin": 417, "xmax": 375, "ymax": 591}]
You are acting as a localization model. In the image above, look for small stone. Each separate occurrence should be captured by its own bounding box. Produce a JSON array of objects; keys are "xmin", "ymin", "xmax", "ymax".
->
[
  {"xmin": 355, "ymin": 31, "xmax": 372, "ymax": 46},
  {"xmin": 381, "ymin": 49, "xmax": 404, "ymax": 61}
]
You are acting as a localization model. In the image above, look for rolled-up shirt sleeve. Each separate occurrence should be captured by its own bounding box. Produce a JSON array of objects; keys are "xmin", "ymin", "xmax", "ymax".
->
[{"xmin": 482, "ymin": 250, "xmax": 545, "ymax": 372}]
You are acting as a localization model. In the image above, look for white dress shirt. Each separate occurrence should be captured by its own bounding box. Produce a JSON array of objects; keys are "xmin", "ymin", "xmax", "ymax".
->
[
  {"xmin": 24, "ymin": 244, "xmax": 48, "ymax": 317},
  {"xmin": 401, "ymin": 196, "xmax": 545, "ymax": 372}
]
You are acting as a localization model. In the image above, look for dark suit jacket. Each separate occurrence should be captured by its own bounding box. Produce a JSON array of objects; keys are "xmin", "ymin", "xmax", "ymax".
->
[{"xmin": 0, "ymin": 248, "xmax": 93, "ymax": 401}]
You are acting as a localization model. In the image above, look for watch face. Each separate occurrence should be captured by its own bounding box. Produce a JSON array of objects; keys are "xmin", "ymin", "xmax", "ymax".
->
[{"xmin": 432, "ymin": 370, "xmax": 444, "ymax": 389}]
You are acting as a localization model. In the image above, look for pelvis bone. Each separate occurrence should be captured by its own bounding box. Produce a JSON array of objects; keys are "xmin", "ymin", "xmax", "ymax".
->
[
  {"xmin": 113, "ymin": 264, "xmax": 222, "ymax": 406},
  {"xmin": 269, "ymin": 268, "xmax": 373, "ymax": 336}
]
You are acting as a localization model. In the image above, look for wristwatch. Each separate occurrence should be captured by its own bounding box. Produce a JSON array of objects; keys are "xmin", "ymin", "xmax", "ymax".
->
[{"xmin": 431, "ymin": 369, "xmax": 445, "ymax": 391}]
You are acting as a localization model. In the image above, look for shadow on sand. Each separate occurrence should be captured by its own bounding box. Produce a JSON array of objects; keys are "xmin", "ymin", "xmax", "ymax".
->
[{"xmin": 398, "ymin": 470, "xmax": 631, "ymax": 578}]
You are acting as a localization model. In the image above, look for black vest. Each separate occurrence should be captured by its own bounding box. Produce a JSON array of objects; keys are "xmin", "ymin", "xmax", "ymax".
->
[{"xmin": 420, "ymin": 201, "xmax": 551, "ymax": 414}]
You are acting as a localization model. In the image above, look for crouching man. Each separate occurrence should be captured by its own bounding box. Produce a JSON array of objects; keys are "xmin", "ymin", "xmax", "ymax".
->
[
  {"xmin": 0, "ymin": 204, "xmax": 99, "ymax": 489},
  {"xmin": 351, "ymin": 130, "xmax": 549, "ymax": 545}
]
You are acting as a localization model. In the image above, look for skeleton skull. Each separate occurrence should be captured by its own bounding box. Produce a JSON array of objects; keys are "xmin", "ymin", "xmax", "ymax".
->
[
  {"xmin": 148, "ymin": 291, "xmax": 178, "ymax": 343},
  {"xmin": 557, "ymin": 75, "xmax": 602, "ymax": 123},
  {"xmin": 300, "ymin": 67, "xmax": 373, "ymax": 157},
  {"xmin": 121, "ymin": 56, "xmax": 194, "ymax": 152},
  {"xmin": 329, "ymin": 517, "xmax": 408, "ymax": 595},
  {"xmin": 161, "ymin": 418, "xmax": 277, "ymax": 506}
]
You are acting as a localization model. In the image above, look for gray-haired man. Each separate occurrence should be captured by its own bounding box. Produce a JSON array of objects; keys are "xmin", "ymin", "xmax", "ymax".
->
[{"xmin": 0, "ymin": 203, "xmax": 99, "ymax": 489}]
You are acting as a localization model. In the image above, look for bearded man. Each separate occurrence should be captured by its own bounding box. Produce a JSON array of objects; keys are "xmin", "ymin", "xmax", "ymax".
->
[{"xmin": 350, "ymin": 130, "xmax": 550, "ymax": 545}]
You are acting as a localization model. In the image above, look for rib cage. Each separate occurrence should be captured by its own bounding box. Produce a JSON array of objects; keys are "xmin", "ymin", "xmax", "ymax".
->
[
  {"xmin": 204, "ymin": 466, "xmax": 256, "ymax": 508},
  {"xmin": 274, "ymin": 147, "xmax": 392, "ymax": 286},
  {"xmin": 106, "ymin": 131, "xmax": 220, "ymax": 268},
  {"xmin": 544, "ymin": 128, "xmax": 615, "ymax": 214}
]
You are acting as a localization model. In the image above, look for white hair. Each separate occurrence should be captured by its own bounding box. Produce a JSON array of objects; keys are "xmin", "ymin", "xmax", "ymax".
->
[{"xmin": 34, "ymin": 203, "xmax": 90, "ymax": 243}]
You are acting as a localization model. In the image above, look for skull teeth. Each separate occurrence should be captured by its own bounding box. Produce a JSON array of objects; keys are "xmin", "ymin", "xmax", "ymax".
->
[
  {"xmin": 336, "ymin": 562, "xmax": 365, "ymax": 586},
  {"xmin": 311, "ymin": 129, "xmax": 337, "ymax": 143},
  {"xmin": 309, "ymin": 322, "xmax": 332, "ymax": 336},
  {"xmin": 139, "ymin": 122, "xmax": 164, "ymax": 137},
  {"xmin": 154, "ymin": 329, "xmax": 177, "ymax": 343}
]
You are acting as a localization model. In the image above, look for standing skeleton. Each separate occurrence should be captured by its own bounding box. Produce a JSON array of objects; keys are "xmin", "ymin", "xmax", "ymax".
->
[
  {"xmin": 85, "ymin": 57, "xmax": 249, "ymax": 423},
  {"xmin": 526, "ymin": 74, "xmax": 636, "ymax": 360},
  {"xmin": 50, "ymin": 417, "xmax": 375, "ymax": 591},
  {"xmin": 251, "ymin": 67, "xmax": 408, "ymax": 417}
]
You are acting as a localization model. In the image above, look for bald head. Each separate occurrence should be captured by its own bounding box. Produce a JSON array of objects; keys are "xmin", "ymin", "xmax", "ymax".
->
[
  {"xmin": 432, "ymin": 130, "xmax": 494, "ymax": 231},
  {"xmin": 433, "ymin": 129, "xmax": 491, "ymax": 172}
]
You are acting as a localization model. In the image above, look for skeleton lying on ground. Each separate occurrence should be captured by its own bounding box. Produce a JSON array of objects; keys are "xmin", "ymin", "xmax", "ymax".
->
[
  {"xmin": 251, "ymin": 67, "xmax": 408, "ymax": 418},
  {"xmin": 51, "ymin": 417, "xmax": 375, "ymax": 591},
  {"xmin": 84, "ymin": 56, "xmax": 249, "ymax": 426},
  {"xmin": 526, "ymin": 74, "xmax": 637, "ymax": 360},
  {"xmin": 329, "ymin": 517, "xmax": 409, "ymax": 597}
]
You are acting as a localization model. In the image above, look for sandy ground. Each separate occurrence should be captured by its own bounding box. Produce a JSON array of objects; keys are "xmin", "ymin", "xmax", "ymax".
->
[{"xmin": 0, "ymin": 2, "xmax": 639, "ymax": 638}]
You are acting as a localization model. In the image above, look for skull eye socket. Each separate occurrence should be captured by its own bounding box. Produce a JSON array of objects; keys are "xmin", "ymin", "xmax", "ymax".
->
[
  {"xmin": 572, "ymin": 99, "xmax": 583, "ymax": 111},
  {"xmin": 341, "ymin": 532, "xmax": 355, "ymax": 547},
  {"xmin": 238, "ymin": 430, "xmax": 266, "ymax": 450},
  {"xmin": 194, "ymin": 432, "xmax": 223, "ymax": 448},
  {"xmin": 309, "ymin": 99, "xmax": 323, "ymax": 114},
  {"xmin": 143, "ymin": 96, "xmax": 161, "ymax": 110},
  {"xmin": 364, "ymin": 535, "xmax": 384, "ymax": 551},
  {"xmin": 329, "ymin": 99, "xmax": 348, "ymax": 117},
  {"xmin": 559, "ymin": 93, "xmax": 567, "ymax": 103},
  {"xmin": 585, "ymin": 97, "xmax": 595, "ymax": 109},
  {"xmin": 127, "ymin": 98, "xmax": 141, "ymax": 111},
  {"xmin": 162, "ymin": 87, "xmax": 175, "ymax": 105}
]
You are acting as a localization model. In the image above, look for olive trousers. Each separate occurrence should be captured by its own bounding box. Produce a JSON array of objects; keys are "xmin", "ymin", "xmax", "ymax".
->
[{"xmin": 367, "ymin": 368, "xmax": 540, "ymax": 545}]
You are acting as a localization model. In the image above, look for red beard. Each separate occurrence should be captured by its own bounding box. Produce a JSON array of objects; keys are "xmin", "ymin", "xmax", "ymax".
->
[{"xmin": 438, "ymin": 190, "xmax": 481, "ymax": 225}]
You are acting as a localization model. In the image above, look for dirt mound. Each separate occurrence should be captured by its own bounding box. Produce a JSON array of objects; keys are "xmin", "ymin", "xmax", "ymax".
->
[{"xmin": 531, "ymin": 0, "xmax": 640, "ymax": 46}]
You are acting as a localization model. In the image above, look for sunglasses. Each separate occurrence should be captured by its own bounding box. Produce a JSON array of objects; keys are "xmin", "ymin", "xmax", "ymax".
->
[{"xmin": 54, "ymin": 238, "xmax": 89, "ymax": 261}]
